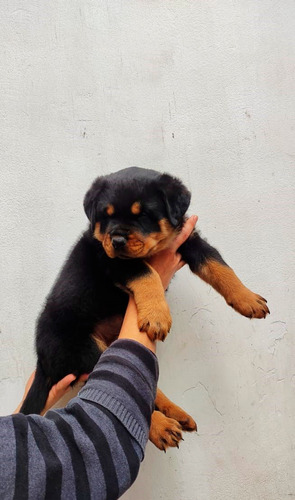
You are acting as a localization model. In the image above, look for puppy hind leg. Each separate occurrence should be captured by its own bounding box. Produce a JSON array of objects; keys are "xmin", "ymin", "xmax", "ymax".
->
[
  {"xmin": 149, "ymin": 411, "xmax": 183, "ymax": 451},
  {"xmin": 149, "ymin": 389, "xmax": 197, "ymax": 451},
  {"xmin": 155, "ymin": 388, "xmax": 197, "ymax": 432}
]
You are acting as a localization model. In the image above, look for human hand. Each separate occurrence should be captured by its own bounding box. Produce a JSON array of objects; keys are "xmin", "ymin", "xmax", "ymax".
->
[
  {"xmin": 14, "ymin": 371, "xmax": 89, "ymax": 415},
  {"xmin": 148, "ymin": 215, "xmax": 198, "ymax": 290}
]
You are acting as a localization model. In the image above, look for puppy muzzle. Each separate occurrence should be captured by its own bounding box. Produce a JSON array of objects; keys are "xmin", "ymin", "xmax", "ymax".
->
[{"xmin": 111, "ymin": 235, "xmax": 127, "ymax": 250}]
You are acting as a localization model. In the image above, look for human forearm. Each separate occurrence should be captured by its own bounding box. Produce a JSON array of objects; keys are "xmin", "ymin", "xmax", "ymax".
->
[
  {"xmin": 118, "ymin": 296, "xmax": 156, "ymax": 353},
  {"xmin": 2, "ymin": 339, "xmax": 159, "ymax": 500}
]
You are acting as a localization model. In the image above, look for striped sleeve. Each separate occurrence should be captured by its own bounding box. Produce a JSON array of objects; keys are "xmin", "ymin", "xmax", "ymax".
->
[{"xmin": 0, "ymin": 339, "xmax": 158, "ymax": 500}]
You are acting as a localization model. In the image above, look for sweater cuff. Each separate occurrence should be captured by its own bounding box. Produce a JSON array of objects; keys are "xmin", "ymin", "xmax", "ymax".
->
[{"xmin": 78, "ymin": 339, "xmax": 159, "ymax": 454}]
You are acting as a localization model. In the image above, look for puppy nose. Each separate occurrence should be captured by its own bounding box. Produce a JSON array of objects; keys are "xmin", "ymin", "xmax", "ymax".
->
[{"xmin": 112, "ymin": 236, "xmax": 127, "ymax": 250}]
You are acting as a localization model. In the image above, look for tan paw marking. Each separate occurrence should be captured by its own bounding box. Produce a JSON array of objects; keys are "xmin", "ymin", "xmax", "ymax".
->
[
  {"xmin": 228, "ymin": 289, "xmax": 269, "ymax": 319},
  {"xmin": 138, "ymin": 299, "xmax": 172, "ymax": 341},
  {"xmin": 149, "ymin": 411, "xmax": 183, "ymax": 451},
  {"xmin": 161, "ymin": 403, "xmax": 197, "ymax": 432}
]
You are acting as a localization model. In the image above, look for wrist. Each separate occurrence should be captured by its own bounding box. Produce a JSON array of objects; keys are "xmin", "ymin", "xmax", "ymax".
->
[{"xmin": 118, "ymin": 297, "xmax": 156, "ymax": 353}]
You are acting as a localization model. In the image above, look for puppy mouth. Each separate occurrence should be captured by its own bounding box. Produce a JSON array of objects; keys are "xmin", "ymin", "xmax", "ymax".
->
[
  {"xmin": 103, "ymin": 233, "xmax": 162, "ymax": 259},
  {"xmin": 94, "ymin": 221, "xmax": 176, "ymax": 259},
  {"xmin": 104, "ymin": 238, "xmax": 147, "ymax": 259}
]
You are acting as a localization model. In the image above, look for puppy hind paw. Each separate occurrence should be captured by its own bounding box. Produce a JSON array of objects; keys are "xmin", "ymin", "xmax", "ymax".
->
[
  {"xmin": 161, "ymin": 404, "xmax": 197, "ymax": 432},
  {"xmin": 149, "ymin": 412, "xmax": 183, "ymax": 451}
]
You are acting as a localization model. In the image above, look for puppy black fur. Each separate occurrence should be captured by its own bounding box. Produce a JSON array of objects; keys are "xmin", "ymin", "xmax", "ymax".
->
[{"xmin": 20, "ymin": 167, "xmax": 269, "ymax": 414}]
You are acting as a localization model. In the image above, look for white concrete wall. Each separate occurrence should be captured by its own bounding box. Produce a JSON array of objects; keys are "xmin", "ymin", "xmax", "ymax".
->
[{"xmin": 0, "ymin": 1, "xmax": 294, "ymax": 498}]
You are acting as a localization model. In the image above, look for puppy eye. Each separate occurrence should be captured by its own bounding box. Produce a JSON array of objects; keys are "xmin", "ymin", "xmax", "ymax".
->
[{"xmin": 135, "ymin": 207, "xmax": 148, "ymax": 217}]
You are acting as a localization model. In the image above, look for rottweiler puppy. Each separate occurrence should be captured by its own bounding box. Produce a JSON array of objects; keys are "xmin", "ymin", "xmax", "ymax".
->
[{"xmin": 20, "ymin": 167, "xmax": 269, "ymax": 450}]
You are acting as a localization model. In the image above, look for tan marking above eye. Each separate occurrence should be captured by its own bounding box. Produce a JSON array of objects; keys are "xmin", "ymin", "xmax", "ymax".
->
[
  {"xmin": 131, "ymin": 202, "xmax": 141, "ymax": 215},
  {"xmin": 106, "ymin": 204, "xmax": 115, "ymax": 216}
]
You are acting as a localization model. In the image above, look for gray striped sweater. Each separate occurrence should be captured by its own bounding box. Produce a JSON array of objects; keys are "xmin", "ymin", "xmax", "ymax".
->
[{"xmin": 0, "ymin": 339, "xmax": 159, "ymax": 500}]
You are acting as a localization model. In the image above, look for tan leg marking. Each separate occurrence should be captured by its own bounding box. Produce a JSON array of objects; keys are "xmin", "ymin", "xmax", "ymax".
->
[
  {"xmin": 92, "ymin": 337, "xmax": 108, "ymax": 352},
  {"xmin": 127, "ymin": 264, "xmax": 172, "ymax": 341},
  {"xmin": 198, "ymin": 260, "xmax": 269, "ymax": 319},
  {"xmin": 155, "ymin": 389, "xmax": 197, "ymax": 431},
  {"xmin": 92, "ymin": 315, "xmax": 124, "ymax": 352},
  {"xmin": 149, "ymin": 411, "xmax": 183, "ymax": 451}
]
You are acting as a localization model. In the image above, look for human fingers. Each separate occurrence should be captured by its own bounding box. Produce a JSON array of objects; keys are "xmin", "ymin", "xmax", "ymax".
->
[
  {"xmin": 175, "ymin": 257, "xmax": 186, "ymax": 271},
  {"xmin": 42, "ymin": 373, "xmax": 90, "ymax": 414},
  {"xmin": 170, "ymin": 215, "xmax": 198, "ymax": 252},
  {"xmin": 78, "ymin": 373, "xmax": 89, "ymax": 383},
  {"xmin": 41, "ymin": 373, "xmax": 77, "ymax": 414}
]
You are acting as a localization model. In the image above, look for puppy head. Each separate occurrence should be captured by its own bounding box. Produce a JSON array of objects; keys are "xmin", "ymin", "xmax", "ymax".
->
[{"xmin": 84, "ymin": 167, "xmax": 191, "ymax": 258}]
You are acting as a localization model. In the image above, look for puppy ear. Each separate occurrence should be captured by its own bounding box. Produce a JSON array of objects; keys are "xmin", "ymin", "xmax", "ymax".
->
[
  {"xmin": 84, "ymin": 177, "xmax": 106, "ymax": 231},
  {"xmin": 158, "ymin": 174, "xmax": 191, "ymax": 226}
]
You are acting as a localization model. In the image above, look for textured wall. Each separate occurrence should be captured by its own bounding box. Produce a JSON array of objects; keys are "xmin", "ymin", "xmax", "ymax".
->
[{"xmin": 0, "ymin": 1, "xmax": 294, "ymax": 499}]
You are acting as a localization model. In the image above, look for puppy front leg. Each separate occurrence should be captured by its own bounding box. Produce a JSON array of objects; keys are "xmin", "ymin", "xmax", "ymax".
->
[
  {"xmin": 179, "ymin": 231, "xmax": 269, "ymax": 319},
  {"xmin": 126, "ymin": 262, "xmax": 172, "ymax": 341}
]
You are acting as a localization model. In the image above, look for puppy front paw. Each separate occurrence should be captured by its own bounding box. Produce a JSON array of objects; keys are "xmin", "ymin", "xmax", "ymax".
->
[
  {"xmin": 227, "ymin": 288, "xmax": 269, "ymax": 319},
  {"xmin": 138, "ymin": 300, "xmax": 172, "ymax": 341}
]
